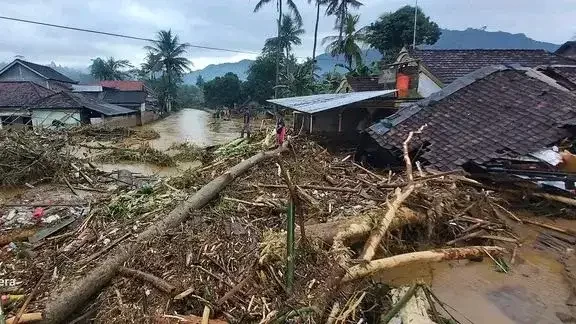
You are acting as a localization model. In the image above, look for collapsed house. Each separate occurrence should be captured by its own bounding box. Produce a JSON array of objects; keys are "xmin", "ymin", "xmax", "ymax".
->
[
  {"xmin": 31, "ymin": 91, "xmax": 137, "ymax": 128},
  {"xmin": 365, "ymin": 65, "xmax": 576, "ymax": 174}
]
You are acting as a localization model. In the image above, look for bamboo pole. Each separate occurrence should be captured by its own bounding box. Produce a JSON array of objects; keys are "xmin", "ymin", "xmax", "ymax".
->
[{"xmin": 286, "ymin": 202, "xmax": 295, "ymax": 293}]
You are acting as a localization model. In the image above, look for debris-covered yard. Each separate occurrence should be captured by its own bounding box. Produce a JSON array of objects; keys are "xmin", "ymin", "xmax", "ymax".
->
[{"xmin": 1, "ymin": 125, "xmax": 576, "ymax": 324}]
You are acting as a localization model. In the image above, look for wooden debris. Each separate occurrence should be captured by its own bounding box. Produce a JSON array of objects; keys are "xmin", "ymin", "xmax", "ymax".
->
[
  {"xmin": 118, "ymin": 267, "xmax": 175, "ymax": 294},
  {"xmin": 343, "ymin": 246, "xmax": 505, "ymax": 282}
]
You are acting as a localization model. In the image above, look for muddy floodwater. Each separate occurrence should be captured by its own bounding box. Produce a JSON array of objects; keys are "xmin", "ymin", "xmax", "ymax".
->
[
  {"xmin": 146, "ymin": 108, "xmax": 243, "ymax": 150},
  {"xmin": 98, "ymin": 109, "xmax": 243, "ymax": 176},
  {"xmin": 377, "ymin": 218, "xmax": 576, "ymax": 324}
]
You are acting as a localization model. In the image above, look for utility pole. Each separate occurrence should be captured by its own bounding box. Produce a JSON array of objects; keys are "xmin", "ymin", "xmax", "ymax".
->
[{"xmin": 412, "ymin": 0, "xmax": 418, "ymax": 48}]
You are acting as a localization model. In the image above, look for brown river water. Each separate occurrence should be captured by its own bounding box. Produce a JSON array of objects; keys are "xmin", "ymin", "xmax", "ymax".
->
[{"xmin": 97, "ymin": 108, "xmax": 243, "ymax": 177}]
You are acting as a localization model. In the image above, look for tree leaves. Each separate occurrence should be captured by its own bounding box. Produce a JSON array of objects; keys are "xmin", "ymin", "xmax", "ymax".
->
[{"xmin": 365, "ymin": 5, "xmax": 441, "ymax": 63}]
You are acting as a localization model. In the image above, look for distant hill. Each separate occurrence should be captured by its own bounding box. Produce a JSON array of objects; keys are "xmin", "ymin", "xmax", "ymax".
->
[
  {"xmin": 427, "ymin": 28, "xmax": 560, "ymax": 51},
  {"xmin": 183, "ymin": 60, "xmax": 253, "ymax": 84},
  {"xmin": 181, "ymin": 28, "xmax": 562, "ymax": 84}
]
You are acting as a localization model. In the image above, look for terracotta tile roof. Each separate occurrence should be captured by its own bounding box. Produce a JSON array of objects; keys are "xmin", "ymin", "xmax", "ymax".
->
[
  {"xmin": 0, "ymin": 81, "xmax": 55, "ymax": 109},
  {"xmin": 33, "ymin": 92, "xmax": 136, "ymax": 116},
  {"xmin": 346, "ymin": 76, "xmax": 387, "ymax": 92},
  {"xmin": 99, "ymin": 80, "xmax": 145, "ymax": 91},
  {"xmin": 367, "ymin": 65, "xmax": 576, "ymax": 171},
  {"xmin": 409, "ymin": 49, "xmax": 576, "ymax": 85}
]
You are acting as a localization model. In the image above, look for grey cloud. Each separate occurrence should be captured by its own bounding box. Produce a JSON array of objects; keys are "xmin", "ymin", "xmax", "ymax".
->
[{"xmin": 0, "ymin": 0, "xmax": 573, "ymax": 70}]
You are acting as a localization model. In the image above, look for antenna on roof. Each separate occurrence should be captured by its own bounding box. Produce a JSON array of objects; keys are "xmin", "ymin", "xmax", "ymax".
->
[
  {"xmin": 14, "ymin": 55, "xmax": 24, "ymax": 60},
  {"xmin": 412, "ymin": 0, "xmax": 418, "ymax": 49}
]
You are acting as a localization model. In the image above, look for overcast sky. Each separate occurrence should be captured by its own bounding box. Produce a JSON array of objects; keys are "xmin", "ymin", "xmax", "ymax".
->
[{"xmin": 0, "ymin": 0, "xmax": 574, "ymax": 70}]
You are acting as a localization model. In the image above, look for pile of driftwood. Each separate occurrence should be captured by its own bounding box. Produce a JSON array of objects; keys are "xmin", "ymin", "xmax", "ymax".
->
[
  {"xmin": 68, "ymin": 125, "xmax": 160, "ymax": 142},
  {"xmin": 2, "ymin": 128, "xmax": 576, "ymax": 323}
]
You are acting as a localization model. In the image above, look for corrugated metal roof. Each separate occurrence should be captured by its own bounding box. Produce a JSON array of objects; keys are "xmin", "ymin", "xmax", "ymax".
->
[{"xmin": 267, "ymin": 90, "xmax": 396, "ymax": 114}]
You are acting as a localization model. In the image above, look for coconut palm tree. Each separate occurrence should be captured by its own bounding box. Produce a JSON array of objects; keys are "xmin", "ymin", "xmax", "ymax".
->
[
  {"xmin": 309, "ymin": 0, "xmax": 329, "ymax": 74},
  {"xmin": 322, "ymin": 14, "xmax": 366, "ymax": 70},
  {"xmin": 89, "ymin": 57, "xmax": 133, "ymax": 80},
  {"xmin": 253, "ymin": 0, "xmax": 302, "ymax": 97},
  {"xmin": 325, "ymin": 0, "xmax": 363, "ymax": 41},
  {"xmin": 144, "ymin": 30, "xmax": 192, "ymax": 109},
  {"xmin": 264, "ymin": 15, "xmax": 305, "ymax": 60}
]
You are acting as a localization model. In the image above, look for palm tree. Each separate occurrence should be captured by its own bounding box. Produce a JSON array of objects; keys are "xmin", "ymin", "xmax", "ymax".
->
[
  {"xmin": 264, "ymin": 15, "xmax": 305, "ymax": 61},
  {"xmin": 144, "ymin": 30, "xmax": 192, "ymax": 110},
  {"xmin": 253, "ymin": 0, "xmax": 302, "ymax": 98},
  {"xmin": 325, "ymin": 0, "xmax": 363, "ymax": 41},
  {"xmin": 322, "ymin": 14, "xmax": 366, "ymax": 70},
  {"xmin": 89, "ymin": 57, "xmax": 132, "ymax": 80},
  {"xmin": 309, "ymin": 0, "xmax": 328, "ymax": 74}
]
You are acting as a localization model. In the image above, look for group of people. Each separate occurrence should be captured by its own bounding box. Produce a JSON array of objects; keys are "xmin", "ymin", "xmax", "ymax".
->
[{"xmin": 241, "ymin": 107, "xmax": 286, "ymax": 146}]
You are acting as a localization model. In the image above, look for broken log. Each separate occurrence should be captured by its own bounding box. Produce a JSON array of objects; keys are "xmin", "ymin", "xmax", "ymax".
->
[
  {"xmin": 343, "ymin": 246, "xmax": 505, "ymax": 282},
  {"xmin": 41, "ymin": 143, "xmax": 289, "ymax": 324},
  {"xmin": 303, "ymin": 207, "xmax": 424, "ymax": 245},
  {"xmin": 361, "ymin": 186, "xmax": 417, "ymax": 261},
  {"xmin": 117, "ymin": 267, "xmax": 175, "ymax": 295}
]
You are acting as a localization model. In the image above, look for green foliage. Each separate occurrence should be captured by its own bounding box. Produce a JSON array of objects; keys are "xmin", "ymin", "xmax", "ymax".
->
[
  {"xmin": 325, "ymin": 0, "xmax": 363, "ymax": 38},
  {"xmin": 264, "ymin": 15, "xmax": 305, "ymax": 57},
  {"xmin": 176, "ymin": 84, "xmax": 204, "ymax": 108},
  {"xmin": 322, "ymin": 14, "xmax": 367, "ymax": 69},
  {"xmin": 366, "ymin": 6, "xmax": 441, "ymax": 62},
  {"xmin": 203, "ymin": 72, "xmax": 242, "ymax": 107},
  {"xmin": 279, "ymin": 58, "xmax": 318, "ymax": 97},
  {"xmin": 253, "ymin": 0, "xmax": 303, "ymax": 26},
  {"xmin": 89, "ymin": 57, "xmax": 133, "ymax": 80},
  {"xmin": 243, "ymin": 53, "xmax": 277, "ymax": 103}
]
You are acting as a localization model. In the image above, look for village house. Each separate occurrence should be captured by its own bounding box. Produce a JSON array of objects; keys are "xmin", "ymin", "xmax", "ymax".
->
[
  {"xmin": 0, "ymin": 59, "xmax": 142, "ymax": 129},
  {"xmin": 267, "ymin": 90, "xmax": 396, "ymax": 141},
  {"xmin": 363, "ymin": 65, "xmax": 576, "ymax": 171},
  {"xmin": 392, "ymin": 48, "xmax": 576, "ymax": 98},
  {"xmin": 0, "ymin": 81, "xmax": 54, "ymax": 129},
  {"xmin": 0, "ymin": 59, "xmax": 77, "ymax": 91},
  {"xmin": 31, "ymin": 91, "xmax": 137, "ymax": 128},
  {"xmin": 73, "ymin": 80, "xmax": 159, "ymax": 124}
]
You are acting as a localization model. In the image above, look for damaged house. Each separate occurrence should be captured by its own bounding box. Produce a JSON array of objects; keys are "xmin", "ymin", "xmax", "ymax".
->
[
  {"xmin": 31, "ymin": 91, "xmax": 137, "ymax": 128},
  {"xmin": 267, "ymin": 90, "xmax": 396, "ymax": 140},
  {"xmin": 393, "ymin": 49, "xmax": 576, "ymax": 98},
  {"xmin": 0, "ymin": 81, "xmax": 55, "ymax": 129},
  {"xmin": 365, "ymin": 65, "xmax": 576, "ymax": 173}
]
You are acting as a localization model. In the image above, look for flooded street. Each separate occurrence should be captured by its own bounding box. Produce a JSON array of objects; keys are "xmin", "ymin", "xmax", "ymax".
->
[
  {"xmin": 146, "ymin": 108, "xmax": 242, "ymax": 150},
  {"xmin": 98, "ymin": 108, "xmax": 243, "ymax": 176}
]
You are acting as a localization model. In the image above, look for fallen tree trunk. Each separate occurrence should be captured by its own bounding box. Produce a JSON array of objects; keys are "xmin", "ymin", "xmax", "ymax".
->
[
  {"xmin": 41, "ymin": 144, "xmax": 288, "ymax": 324},
  {"xmin": 343, "ymin": 246, "xmax": 505, "ymax": 282},
  {"xmin": 304, "ymin": 207, "xmax": 424, "ymax": 245}
]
